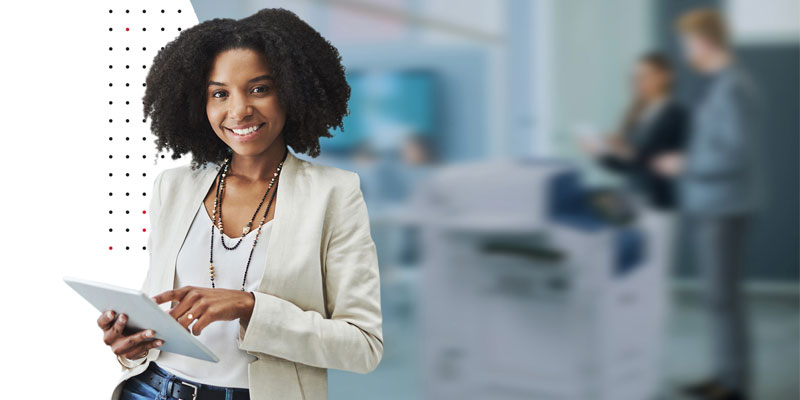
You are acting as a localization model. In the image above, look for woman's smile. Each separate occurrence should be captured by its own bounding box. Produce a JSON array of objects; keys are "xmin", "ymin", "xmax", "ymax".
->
[{"xmin": 225, "ymin": 122, "xmax": 265, "ymax": 141}]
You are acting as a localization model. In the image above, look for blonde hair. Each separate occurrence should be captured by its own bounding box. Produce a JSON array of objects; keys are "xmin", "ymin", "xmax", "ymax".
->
[{"xmin": 676, "ymin": 8, "xmax": 730, "ymax": 49}]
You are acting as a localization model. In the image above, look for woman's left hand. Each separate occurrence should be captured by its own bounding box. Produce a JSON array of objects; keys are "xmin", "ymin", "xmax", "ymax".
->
[{"xmin": 152, "ymin": 286, "xmax": 255, "ymax": 336}]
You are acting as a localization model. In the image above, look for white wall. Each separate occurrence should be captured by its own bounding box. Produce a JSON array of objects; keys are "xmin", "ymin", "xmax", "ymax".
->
[
  {"xmin": 535, "ymin": 0, "xmax": 656, "ymax": 183},
  {"xmin": 726, "ymin": 0, "xmax": 800, "ymax": 44}
]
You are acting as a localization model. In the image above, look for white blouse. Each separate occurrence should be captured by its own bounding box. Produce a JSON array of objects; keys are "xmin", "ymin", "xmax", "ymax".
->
[{"xmin": 155, "ymin": 201, "xmax": 272, "ymax": 388}]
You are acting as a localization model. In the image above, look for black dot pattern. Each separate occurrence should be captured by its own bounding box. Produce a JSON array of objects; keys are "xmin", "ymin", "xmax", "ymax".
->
[{"xmin": 106, "ymin": 6, "xmax": 192, "ymax": 253}]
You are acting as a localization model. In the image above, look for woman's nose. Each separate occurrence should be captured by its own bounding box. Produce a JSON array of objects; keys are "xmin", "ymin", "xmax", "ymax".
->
[{"xmin": 228, "ymin": 95, "xmax": 252, "ymax": 119}]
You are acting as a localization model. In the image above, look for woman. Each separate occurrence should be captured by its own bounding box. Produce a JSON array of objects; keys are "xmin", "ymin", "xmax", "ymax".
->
[
  {"xmin": 580, "ymin": 51, "xmax": 689, "ymax": 268},
  {"xmin": 581, "ymin": 52, "xmax": 689, "ymax": 211},
  {"xmin": 96, "ymin": 8, "xmax": 382, "ymax": 400}
]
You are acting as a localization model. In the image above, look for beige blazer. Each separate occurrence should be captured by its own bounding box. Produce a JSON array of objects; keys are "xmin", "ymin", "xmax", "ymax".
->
[{"xmin": 110, "ymin": 150, "xmax": 383, "ymax": 400}]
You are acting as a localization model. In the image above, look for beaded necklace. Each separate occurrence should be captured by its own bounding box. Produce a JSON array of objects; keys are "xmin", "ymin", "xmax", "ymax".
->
[{"xmin": 208, "ymin": 148, "xmax": 288, "ymax": 290}]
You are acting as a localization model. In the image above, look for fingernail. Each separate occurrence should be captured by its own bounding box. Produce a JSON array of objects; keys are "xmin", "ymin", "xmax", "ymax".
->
[
  {"xmin": 145, "ymin": 330, "xmax": 153, "ymax": 337},
  {"xmin": 120, "ymin": 315, "xmax": 126, "ymax": 322},
  {"xmin": 156, "ymin": 340, "xmax": 163, "ymax": 346},
  {"xmin": 106, "ymin": 310, "xmax": 113, "ymax": 318}
]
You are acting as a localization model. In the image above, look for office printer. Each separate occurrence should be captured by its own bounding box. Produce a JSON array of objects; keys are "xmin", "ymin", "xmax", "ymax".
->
[{"xmin": 411, "ymin": 158, "xmax": 667, "ymax": 400}]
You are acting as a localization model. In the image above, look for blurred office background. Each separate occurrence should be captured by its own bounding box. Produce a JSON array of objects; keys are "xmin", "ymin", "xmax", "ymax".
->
[{"xmin": 187, "ymin": 1, "xmax": 798, "ymax": 399}]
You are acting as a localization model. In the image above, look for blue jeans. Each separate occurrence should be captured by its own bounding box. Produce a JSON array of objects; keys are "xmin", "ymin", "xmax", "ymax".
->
[{"xmin": 120, "ymin": 362, "xmax": 250, "ymax": 400}]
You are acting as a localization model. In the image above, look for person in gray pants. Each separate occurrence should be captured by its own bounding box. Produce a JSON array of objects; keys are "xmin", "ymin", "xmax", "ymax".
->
[{"xmin": 652, "ymin": 8, "xmax": 762, "ymax": 400}]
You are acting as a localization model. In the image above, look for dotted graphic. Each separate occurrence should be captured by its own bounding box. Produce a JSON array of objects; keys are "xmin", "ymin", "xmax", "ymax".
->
[{"xmin": 105, "ymin": 3, "xmax": 197, "ymax": 254}]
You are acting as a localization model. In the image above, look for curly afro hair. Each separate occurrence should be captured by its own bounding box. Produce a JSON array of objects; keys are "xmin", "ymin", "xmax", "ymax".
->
[{"xmin": 143, "ymin": 8, "xmax": 350, "ymax": 170}]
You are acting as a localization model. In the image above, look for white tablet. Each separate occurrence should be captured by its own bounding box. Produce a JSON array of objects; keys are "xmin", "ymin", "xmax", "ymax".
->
[{"xmin": 64, "ymin": 276, "xmax": 220, "ymax": 363}]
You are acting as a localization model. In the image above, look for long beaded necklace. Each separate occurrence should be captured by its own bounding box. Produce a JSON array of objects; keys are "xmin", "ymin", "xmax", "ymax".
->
[
  {"xmin": 215, "ymin": 154, "xmax": 283, "ymax": 250},
  {"xmin": 208, "ymin": 149, "xmax": 288, "ymax": 290}
]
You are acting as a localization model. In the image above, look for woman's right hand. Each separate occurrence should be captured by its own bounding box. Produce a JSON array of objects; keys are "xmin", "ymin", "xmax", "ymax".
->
[{"xmin": 97, "ymin": 310, "xmax": 163, "ymax": 360}]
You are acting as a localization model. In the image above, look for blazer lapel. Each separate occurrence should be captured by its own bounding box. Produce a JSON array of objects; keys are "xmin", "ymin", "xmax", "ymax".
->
[
  {"xmin": 155, "ymin": 165, "xmax": 219, "ymax": 301},
  {"xmin": 155, "ymin": 151, "xmax": 300, "ymax": 298},
  {"xmin": 257, "ymin": 150, "xmax": 298, "ymax": 293}
]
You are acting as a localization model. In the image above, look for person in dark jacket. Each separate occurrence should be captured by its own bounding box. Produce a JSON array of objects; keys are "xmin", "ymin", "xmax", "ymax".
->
[{"xmin": 583, "ymin": 52, "xmax": 689, "ymax": 211}]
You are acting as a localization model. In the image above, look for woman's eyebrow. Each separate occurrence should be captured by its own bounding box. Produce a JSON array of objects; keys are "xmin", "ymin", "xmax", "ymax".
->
[{"xmin": 207, "ymin": 74, "xmax": 274, "ymax": 87}]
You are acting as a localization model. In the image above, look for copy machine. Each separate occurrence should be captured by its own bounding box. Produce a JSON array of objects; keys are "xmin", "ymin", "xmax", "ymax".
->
[{"xmin": 411, "ymin": 158, "xmax": 668, "ymax": 400}]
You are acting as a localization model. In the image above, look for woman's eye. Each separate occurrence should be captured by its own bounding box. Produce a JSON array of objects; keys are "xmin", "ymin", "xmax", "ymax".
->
[
  {"xmin": 253, "ymin": 86, "xmax": 270, "ymax": 94},
  {"xmin": 212, "ymin": 91, "xmax": 227, "ymax": 98}
]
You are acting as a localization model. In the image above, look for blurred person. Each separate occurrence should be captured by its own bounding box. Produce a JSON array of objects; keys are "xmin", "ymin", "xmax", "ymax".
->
[
  {"xmin": 401, "ymin": 134, "xmax": 435, "ymax": 165},
  {"xmin": 581, "ymin": 51, "xmax": 689, "ymax": 212},
  {"xmin": 653, "ymin": 8, "xmax": 762, "ymax": 400},
  {"xmin": 580, "ymin": 51, "xmax": 688, "ymax": 287}
]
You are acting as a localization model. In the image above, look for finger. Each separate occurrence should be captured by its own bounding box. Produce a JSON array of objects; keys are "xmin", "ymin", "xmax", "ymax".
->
[
  {"xmin": 112, "ymin": 327, "xmax": 156, "ymax": 357},
  {"xmin": 103, "ymin": 312, "xmax": 127, "ymax": 345},
  {"xmin": 190, "ymin": 312, "xmax": 212, "ymax": 336},
  {"xmin": 158, "ymin": 285, "xmax": 195, "ymax": 305},
  {"xmin": 176, "ymin": 302, "xmax": 204, "ymax": 332},
  {"xmin": 121, "ymin": 338, "xmax": 164, "ymax": 360},
  {"xmin": 168, "ymin": 289, "xmax": 201, "ymax": 322},
  {"xmin": 97, "ymin": 310, "xmax": 116, "ymax": 330},
  {"xmin": 152, "ymin": 288, "xmax": 180, "ymax": 305},
  {"xmin": 186, "ymin": 302, "xmax": 211, "ymax": 334}
]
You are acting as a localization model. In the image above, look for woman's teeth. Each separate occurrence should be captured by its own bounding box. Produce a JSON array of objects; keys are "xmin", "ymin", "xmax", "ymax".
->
[{"xmin": 230, "ymin": 123, "xmax": 263, "ymax": 136}]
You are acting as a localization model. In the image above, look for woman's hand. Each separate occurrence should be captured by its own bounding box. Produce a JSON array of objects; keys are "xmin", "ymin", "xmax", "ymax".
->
[
  {"xmin": 97, "ymin": 310, "xmax": 163, "ymax": 359},
  {"xmin": 651, "ymin": 152, "xmax": 684, "ymax": 177},
  {"xmin": 152, "ymin": 286, "xmax": 255, "ymax": 336}
]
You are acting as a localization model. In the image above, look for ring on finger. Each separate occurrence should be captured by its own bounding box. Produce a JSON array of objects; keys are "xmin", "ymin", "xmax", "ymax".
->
[{"xmin": 186, "ymin": 313, "xmax": 194, "ymax": 320}]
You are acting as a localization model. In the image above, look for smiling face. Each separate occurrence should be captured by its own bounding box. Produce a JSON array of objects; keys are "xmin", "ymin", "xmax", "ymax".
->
[{"xmin": 205, "ymin": 47, "xmax": 287, "ymax": 159}]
